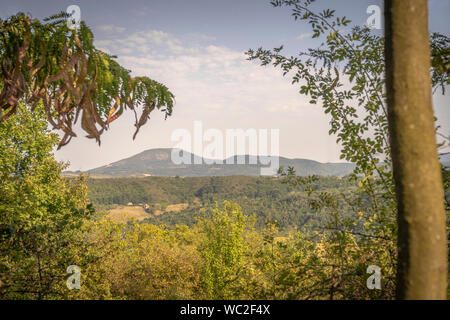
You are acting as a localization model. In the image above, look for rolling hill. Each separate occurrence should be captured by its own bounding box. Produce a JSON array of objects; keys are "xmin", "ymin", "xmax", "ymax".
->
[{"xmin": 64, "ymin": 148, "xmax": 356, "ymax": 178}]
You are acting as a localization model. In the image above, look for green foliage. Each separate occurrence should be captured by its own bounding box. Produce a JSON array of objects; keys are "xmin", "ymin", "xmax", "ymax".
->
[
  {"xmin": 0, "ymin": 12, "xmax": 174, "ymax": 148},
  {"xmin": 0, "ymin": 104, "xmax": 93, "ymax": 299},
  {"xmin": 197, "ymin": 202, "xmax": 245, "ymax": 299},
  {"xmin": 56, "ymin": 200, "xmax": 394, "ymax": 300},
  {"xmin": 66, "ymin": 218, "xmax": 202, "ymax": 300},
  {"xmin": 245, "ymin": 0, "xmax": 448, "ymax": 299},
  {"xmin": 247, "ymin": 0, "xmax": 449, "ymax": 202},
  {"xmin": 85, "ymin": 175, "xmax": 356, "ymax": 231},
  {"xmin": 2, "ymin": 3, "xmax": 447, "ymax": 301},
  {"xmin": 430, "ymin": 33, "xmax": 450, "ymax": 94}
]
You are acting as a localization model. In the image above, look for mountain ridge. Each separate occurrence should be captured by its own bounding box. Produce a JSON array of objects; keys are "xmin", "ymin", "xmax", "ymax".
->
[
  {"xmin": 64, "ymin": 148, "xmax": 450, "ymax": 178},
  {"xmin": 64, "ymin": 148, "xmax": 356, "ymax": 178}
]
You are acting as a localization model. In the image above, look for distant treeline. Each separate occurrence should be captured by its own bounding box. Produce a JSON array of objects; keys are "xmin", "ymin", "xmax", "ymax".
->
[{"xmin": 86, "ymin": 175, "xmax": 358, "ymax": 231}]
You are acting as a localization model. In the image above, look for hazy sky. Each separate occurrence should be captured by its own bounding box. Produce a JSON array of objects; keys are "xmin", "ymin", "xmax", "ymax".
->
[{"xmin": 1, "ymin": 0, "xmax": 449, "ymax": 170}]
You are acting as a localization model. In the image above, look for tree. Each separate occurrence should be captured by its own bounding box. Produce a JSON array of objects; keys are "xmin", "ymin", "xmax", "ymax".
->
[
  {"xmin": 0, "ymin": 12, "xmax": 174, "ymax": 149},
  {"xmin": 247, "ymin": 0, "xmax": 449, "ymax": 299},
  {"xmin": 384, "ymin": 0, "xmax": 447, "ymax": 299},
  {"xmin": 0, "ymin": 103, "xmax": 93, "ymax": 299},
  {"xmin": 68, "ymin": 218, "xmax": 202, "ymax": 300},
  {"xmin": 197, "ymin": 201, "xmax": 246, "ymax": 299}
]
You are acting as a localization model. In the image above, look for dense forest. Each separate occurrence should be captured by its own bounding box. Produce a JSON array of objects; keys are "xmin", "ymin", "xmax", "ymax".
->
[{"xmin": 87, "ymin": 175, "xmax": 358, "ymax": 231}]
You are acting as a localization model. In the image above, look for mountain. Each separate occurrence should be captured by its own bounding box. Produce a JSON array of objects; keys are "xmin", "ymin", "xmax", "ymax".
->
[
  {"xmin": 64, "ymin": 148, "xmax": 450, "ymax": 178},
  {"xmin": 64, "ymin": 148, "xmax": 356, "ymax": 178}
]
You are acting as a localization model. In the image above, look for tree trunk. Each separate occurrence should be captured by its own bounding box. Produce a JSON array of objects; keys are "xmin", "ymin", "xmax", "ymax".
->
[{"xmin": 384, "ymin": 0, "xmax": 447, "ymax": 299}]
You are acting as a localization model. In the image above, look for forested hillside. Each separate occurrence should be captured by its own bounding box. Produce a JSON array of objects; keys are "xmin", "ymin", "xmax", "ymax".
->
[{"xmin": 86, "ymin": 175, "xmax": 358, "ymax": 230}]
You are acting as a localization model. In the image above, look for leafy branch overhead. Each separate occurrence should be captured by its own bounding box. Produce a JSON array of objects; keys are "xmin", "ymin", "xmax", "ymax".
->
[
  {"xmin": 247, "ymin": 1, "xmax": 449, "ymax": 298},
  {"xmin": 247, "ymin": 0, "xmax": 449, "ymax": 200},
  {"xmin": 0, "ymin": 12, "xmax": 175, "ymax": 149}
]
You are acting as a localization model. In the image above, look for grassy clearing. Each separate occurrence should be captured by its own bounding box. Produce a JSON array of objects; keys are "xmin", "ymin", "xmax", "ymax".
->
[{"xmin": 108, "ymin": 205, "xmax": 151, "ymax": 222}]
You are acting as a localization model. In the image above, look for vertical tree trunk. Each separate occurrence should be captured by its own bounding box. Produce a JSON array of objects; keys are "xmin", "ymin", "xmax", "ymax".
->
[{"xmin": 384, "ymin": 0, "xmax": 447, "ymax": 299}]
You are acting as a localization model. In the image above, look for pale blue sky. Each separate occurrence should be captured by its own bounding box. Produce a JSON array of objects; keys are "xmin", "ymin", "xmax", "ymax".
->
[{"xmin": 1, "ymin": 0, "xmax": 449, "ymax": 170}]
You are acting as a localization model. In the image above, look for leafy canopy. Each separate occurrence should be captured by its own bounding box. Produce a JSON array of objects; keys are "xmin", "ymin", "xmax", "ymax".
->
[
  {"xmin": 0, "ymin": 12, "xmax": 175, "ymax": 148},
  {"xmin": 0, "ymin": 103, "xmax": 93, "ymax": 299}
]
